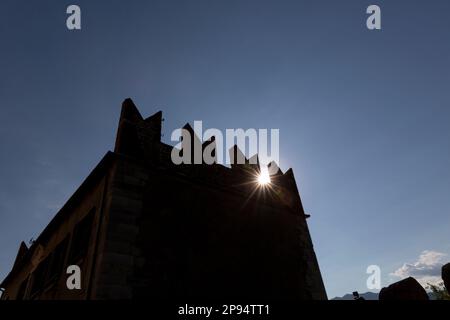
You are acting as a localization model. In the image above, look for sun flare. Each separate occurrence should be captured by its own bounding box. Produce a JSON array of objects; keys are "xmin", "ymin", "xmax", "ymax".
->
[{"xmin": 257, "ymin": 167, "xmax": 271, "ymax": 186}]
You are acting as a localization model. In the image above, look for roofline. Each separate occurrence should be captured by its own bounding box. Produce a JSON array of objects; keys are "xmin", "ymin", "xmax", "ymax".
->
[
  {"xmin": 1, "ymin": 151, "xmax": 116, "ymax": 288},
  {"xmin": 1, "ymin": 146, "xmax": 305, "ymax": 288}
]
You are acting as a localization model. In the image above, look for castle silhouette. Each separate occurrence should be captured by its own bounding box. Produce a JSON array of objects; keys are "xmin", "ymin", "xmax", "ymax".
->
[{"xmin": 0, "ymin": 99, "xmax": 327, "ymax": 300}]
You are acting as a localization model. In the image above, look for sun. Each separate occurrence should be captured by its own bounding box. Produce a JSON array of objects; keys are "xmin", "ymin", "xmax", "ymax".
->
[{"xmin": 257, "ymin": 167, "xmax": 271, "ymax": 186}]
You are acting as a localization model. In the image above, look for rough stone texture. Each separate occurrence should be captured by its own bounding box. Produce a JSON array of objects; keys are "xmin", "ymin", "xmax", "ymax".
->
[
  {"xmin": 94, "ymin": 99, "xmax": 327, "ymax": 300},
  {"xmin": 379, "ymin": 277, "xmax": 429, "ymax": 300},
  {"xmin": 442, "ymin": 263, "xmax": 450, "ymax": 292},
  {"xmin": 1, "ymin": 98, "xmax": 327, "ymax": 301}
]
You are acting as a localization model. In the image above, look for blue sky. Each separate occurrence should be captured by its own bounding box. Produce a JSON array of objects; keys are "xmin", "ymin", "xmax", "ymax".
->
[{"xmin": 1, "ymin": 0, "xmax": 450, "ymax": 298}]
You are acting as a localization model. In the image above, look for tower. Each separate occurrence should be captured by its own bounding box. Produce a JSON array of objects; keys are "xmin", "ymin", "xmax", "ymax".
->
[{"xmin": 0, "ymin": 98, "xmax": 327, "ymax": 300}]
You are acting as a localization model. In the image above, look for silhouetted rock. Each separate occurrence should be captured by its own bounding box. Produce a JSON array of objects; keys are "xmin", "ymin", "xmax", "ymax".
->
[
  {"xmin": 443, "ymin": 263, "xmax": 450, "ymax": 292},
  {"xmin": 379, "ymin": 277, "xmax": 429, "ymax": 300}
]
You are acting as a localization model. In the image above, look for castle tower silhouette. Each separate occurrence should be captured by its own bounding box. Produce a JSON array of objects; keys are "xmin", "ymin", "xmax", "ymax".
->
[{"xmin": 0, "ymin": 99, "xmax": 327, "ymax": 300}]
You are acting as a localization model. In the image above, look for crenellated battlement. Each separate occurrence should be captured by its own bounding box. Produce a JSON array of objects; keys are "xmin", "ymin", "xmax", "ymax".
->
[
  {"xmin": 114, "ymin": 98, "xmax": 305, "ymax": 215},
  {"xmin": 0, "ymin": 97, "xmax": 327, "ymax": 301}
]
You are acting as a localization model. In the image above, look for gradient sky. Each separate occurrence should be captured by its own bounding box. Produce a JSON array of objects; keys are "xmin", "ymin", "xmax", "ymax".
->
[{"xmin": 1, "ymin": 0, "xmax": 450, "ymax": 298}]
